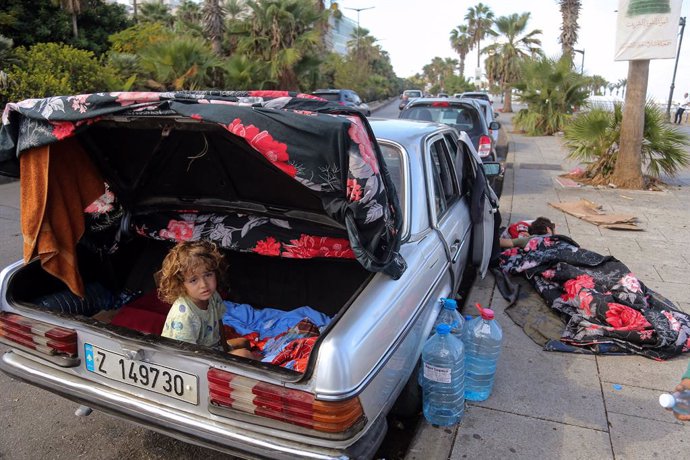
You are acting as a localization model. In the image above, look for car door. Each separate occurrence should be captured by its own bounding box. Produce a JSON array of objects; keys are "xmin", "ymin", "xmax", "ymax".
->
[
  {"xmin": 452, "ymin": 133, "xmax": 497, "ymax": 278},
  {"xmin": 425, "ymin": 134, "xmax": 471, "ymax": 294}
]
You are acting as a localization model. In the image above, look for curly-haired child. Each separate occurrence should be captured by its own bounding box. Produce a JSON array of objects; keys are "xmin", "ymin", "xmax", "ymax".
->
[{"xmin": 158, "ymin": 240, "xmax": 257, "ymax": 358}]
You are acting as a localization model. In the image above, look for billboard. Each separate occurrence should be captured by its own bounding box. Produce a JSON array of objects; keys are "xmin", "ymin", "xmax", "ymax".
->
[{"xmin": 614, "ymin": 0, "xmax": 683, "ymax": 60}]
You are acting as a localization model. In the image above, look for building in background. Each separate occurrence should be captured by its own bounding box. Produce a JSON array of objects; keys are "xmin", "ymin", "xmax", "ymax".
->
[{"xmin": 326, "ymin": 14, "xmax": 357, "ymax": 56}]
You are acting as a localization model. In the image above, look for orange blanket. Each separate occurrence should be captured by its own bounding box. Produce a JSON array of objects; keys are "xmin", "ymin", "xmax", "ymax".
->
[{"xmin": 20, "ymin": 138, "xmax": 105, "ymax": 297}]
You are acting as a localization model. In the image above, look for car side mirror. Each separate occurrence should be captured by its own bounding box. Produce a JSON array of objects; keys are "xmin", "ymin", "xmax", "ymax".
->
[
  {"xmin": 489, "ymin": 121, "xmax": 501, "ymax": 130},
  {"xmin": 481, "ymin": 161, "xmax": 502, "ymax": 178},
  {"xmin": 493, "ymin": 112, "xmax": 499, "ymax": 118}
]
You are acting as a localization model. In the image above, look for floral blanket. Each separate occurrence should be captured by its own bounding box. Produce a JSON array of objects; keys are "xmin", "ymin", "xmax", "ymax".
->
[
  {"xmin": 0, "ymin": 91, "xmax": 405, "ymax": 279},
  {"xmin": 499, "ymin": 235, "xmax": 690, "ymax": 360}
]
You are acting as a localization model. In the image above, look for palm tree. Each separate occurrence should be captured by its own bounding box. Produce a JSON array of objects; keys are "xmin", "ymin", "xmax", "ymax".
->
[
  {"xmin": 202, "ymin": 0, "xmax": 226, "ymax": 55},
  {"xmin": 618, "ymin": 78, "xmax": 628, "ymax": 98},
  {"xmin": 465, "ymin": 3, "xmax": 496, "ymax": 71},
  {"xmin": 138, "ymin": 36, "xmax": 222, "ymax": 90},
  {"xmin": 588, "ymin": 74, "xmax": 608, "ymax": 96},
  {"xmin": 237, "ymin": 0, "xmax": 326, "ymax": 90},
  {"xmin": 449, "ymin": 25, "xmax": 473, "ymax": 77},
  {"xmin": 483, "ymin": 13, "xmax": 542, "ymax": 113},
  {"xmin": 176, "ymin": 1, "xmax": 204, "ymax": 36},
  {"xmin": 52, "ymin": 0, "xmax": 82, "ymax": 39},
  {"xmin": 225, "ymin": 0, "xmax": 249, "ymax": 19},
  {"xmin": 139, "ymin": 2, "xmax": 174, "ymax": 27},
  {"xmin": 558, "ymin": 0, "xmax": 582, "ymax": 59}
]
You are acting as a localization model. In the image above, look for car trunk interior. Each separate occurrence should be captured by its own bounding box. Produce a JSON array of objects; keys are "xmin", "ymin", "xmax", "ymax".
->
[
  {"xmin": 7, "ymin": 237, "xmax": 371, "ymax": 364},
  {"xmin": 4, "ymin": 119, "xmax": 373, "ymax": 371}
]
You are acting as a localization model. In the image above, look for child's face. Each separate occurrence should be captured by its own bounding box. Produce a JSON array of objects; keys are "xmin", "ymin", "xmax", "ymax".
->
[{"xmin": 182, "ymin": 264, "xmax": 217, "ymax": 308}]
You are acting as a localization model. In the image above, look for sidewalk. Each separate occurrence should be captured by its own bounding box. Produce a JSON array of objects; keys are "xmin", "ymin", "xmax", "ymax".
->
[{"xmin": 406, "ymin": 111, "xmax": 690, "ymax": 459}]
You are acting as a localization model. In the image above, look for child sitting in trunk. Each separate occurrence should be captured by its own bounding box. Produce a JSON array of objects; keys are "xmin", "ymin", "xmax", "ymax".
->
[{"xmin": 157, "ymin": 240, "xmax": 258, "ymax": 359}]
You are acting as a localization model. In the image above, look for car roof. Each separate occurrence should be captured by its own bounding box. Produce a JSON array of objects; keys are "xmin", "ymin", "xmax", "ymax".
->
[
  {"xmin": 313, "ymin": 89, "xmax": 351, "ymax": 94},
  {"xmin": 404, "ymin": 97, "xmax": 479, "ymax": 106},
  {"xmin": 368, "ymin": 117, "xmax": 451, "ymax": 147}
]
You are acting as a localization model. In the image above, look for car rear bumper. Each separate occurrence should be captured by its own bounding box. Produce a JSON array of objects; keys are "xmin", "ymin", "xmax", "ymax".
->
[{"xmin": 0, "ymin": 350, "xmax": 386, "ymax": 460}]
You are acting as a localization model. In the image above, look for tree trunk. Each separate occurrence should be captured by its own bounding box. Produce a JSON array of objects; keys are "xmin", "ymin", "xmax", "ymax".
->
[
  {"xmin": 211, "ymin": 38, "xmax": 222, "ymax": 56},
  {"xmin": 502, "ymin": 85, "xmax": 512, "ymax": 113},
  {"xmin": 476, "ymin": 38, "xmax": 481, "ymax": 69},
  {"xmin": 71, "ymin": 12, "xmax": 78, "ymax": 39},
  {"xmin": 611, "ymin": 60, "xmax": 648, "ymax": 189}
]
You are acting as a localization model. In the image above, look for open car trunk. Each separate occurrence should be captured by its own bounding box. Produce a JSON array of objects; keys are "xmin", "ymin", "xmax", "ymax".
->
[
  {"xmin": 0, "ymin": 91, "xmax": 405, "ymax": 376},
  {"xmin": 7, "ymin": 236, "xmax": 372, "ymax": 375}
]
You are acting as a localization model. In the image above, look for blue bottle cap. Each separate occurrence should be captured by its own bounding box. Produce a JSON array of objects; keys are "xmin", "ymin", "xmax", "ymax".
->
[
  {"xmin": 436, "ymin": 323, "xmax": 451, "ymax": 335},
  {"xmin": 442, "ymin": 298, "xmax": 458, "ymax": 310}
]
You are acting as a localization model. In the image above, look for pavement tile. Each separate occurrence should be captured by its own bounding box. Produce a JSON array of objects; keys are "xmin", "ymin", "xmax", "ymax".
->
[
  {"xmin": 653, "ymin": 264, "xmax": 690, "ymax": 283},
  {"xmin": 450, "ymin": 406, "xmax": 612, "ymax": 460},
  {"xmin": 470, "ymin": 343, "xmax": 607, "ymax": 430},
  {"xmin": 607, "ymin": 412, "xmax": 690, "ymax": 460},
  {"xmin": 603, "ymin": 383, "xmax": 681, "ymax": 424},
  {"xmin": 596, "ymin": 355, "xmax": 688, "ymax": 391}
]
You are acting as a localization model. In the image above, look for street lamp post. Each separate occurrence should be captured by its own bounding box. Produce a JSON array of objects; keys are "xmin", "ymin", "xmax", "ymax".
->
[
  {"xmin": 666, "ymin": 17, "xmax": 686, "ymax": 120},
  {"xmin": 344, "ymin": 6, "xmax": 374, "ymax": 53},
  {"xmin": 573, "ymin": 49, "xmax": 585, "ymax": 75}
]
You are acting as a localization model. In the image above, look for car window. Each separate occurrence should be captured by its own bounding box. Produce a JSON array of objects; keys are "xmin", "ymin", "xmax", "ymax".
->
[
  {"xmin": 379, "ymin": 143, "xmax": 404, "ymax": 214},
  {"xmin": 403, "ymin": 105, "xmax": 484, "ymax": 136},
  {"xmin": 404, "ymin": 90, "xmax": 422, "ymax": 98},
  {"xmin": 316, "ymin": 93, "xmax": 340, "ymax": 102},
  {"xmin": 428, "ymin": 139, "xmax": 458, "ymax": 219}
]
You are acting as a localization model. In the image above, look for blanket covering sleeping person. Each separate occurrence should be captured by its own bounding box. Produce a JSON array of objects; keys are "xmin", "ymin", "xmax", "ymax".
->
[
  {"xmin": 498, "ymin": 235, "xmax": 690, "ymax": 360},
  {"xmin": 222, "ymin": 302, "xmax": 331, "ymax": 372}
]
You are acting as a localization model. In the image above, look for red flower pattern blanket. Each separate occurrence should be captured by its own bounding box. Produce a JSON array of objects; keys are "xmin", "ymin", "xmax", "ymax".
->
[{"xmin": 499, "ymin": 235, "xmax": 690, "ymax": 360}]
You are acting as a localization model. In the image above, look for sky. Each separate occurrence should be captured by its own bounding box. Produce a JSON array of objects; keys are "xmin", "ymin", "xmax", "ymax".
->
[{"xmin": 336, "ymin": 0, "xmax": 690, "ymax": 103}]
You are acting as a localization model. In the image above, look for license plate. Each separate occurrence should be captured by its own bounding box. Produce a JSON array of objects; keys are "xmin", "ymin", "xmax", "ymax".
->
[{"xmin": 84, "ymin": 343, "xmax": 198, "ymax": 404}]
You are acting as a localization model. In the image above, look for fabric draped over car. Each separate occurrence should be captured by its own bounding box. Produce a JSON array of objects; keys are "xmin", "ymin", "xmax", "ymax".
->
[{"xmin": 0, "ymin": 91, "xmax": 406, "ymax": 280}]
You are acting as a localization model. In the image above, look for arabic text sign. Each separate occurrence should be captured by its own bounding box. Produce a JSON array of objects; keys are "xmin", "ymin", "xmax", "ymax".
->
[{"xmin": 615, "ymin": 0, "xmax": 683, "ymax": 61}]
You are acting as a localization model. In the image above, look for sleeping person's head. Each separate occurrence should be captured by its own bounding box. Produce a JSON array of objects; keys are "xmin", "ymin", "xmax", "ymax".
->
[{"xmin": 529, "ymin": 217, "xmax": 556, "ymax": 236}]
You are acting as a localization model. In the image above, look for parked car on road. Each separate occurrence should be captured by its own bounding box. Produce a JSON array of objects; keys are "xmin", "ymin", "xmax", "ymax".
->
[
  {"xmin": 0, "ymin": 91, "xmax": 498, "ymax": 460},
  {"xmin": 466, "ymin": 97, "xmax": 501, "ymax": 144},
  {"xmin": 399, "ymin": 89, "xmax": 423, "ymax": 110},
  {"xmin": 312, "ymin": 88, "xmax": 371, "ymax": 116},
  {"xmin": 399, "ymin": 98, "xmax": 499, "ymax": 161},
  {"xmin": 460, "ymin": 91, "xmax": 493, "ymax": 105}
]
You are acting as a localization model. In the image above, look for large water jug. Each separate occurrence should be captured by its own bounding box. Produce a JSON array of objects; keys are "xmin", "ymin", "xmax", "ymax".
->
[
  {"xmin": 421, "ymin": 323, "xmax": 465, "ymax": 426},
  {"xmin": 419, "ymin": 298, "xmax": 465, "ymax": 385},
  {"xmin": 463, "ymin": 303, "xmax": 502, "ymax": 401},
  {"xmin": 434, "ymin": 298, "xmax": 464, "ymax": 340}
]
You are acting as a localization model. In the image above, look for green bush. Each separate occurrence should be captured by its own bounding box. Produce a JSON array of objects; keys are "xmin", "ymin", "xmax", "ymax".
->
[
  {"xmin": 1, "ymin": 42, "xmax": 122, "ymax": 102},
  {"xmin": 564, "ymin": 102, "xmax": 690, "ymax": 183},
  {"xmin": 513, "ymin": 55, "xmax": 589, "ymax": 135}
]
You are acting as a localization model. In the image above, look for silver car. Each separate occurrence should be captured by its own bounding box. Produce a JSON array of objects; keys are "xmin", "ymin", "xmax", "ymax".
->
[
  {"xmin": 468, "ymin": 97, "xmax": 501, "ymax": 144},
  {"xmin": 0, "ymin": 93, "xmax": 497, "ymax": 459}
]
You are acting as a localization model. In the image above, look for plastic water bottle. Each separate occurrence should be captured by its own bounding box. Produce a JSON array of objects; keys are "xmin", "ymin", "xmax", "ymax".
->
[
  {"xmin": 419, "ymin": 298, "xmax": 464, "ymax": 385},
  {"xmin": 463, "ymin": 303, "xmax": 502, "ymax": 401},
  {"xmin": 659, "ymin": 390, "xmax": 690, "ymax": 415},
  {"xmin": 462, "ymin": 315, "xmax": 474, "ymax": 336},
  {"xmin": 422, "ymin": 323, "xmax": 465, "ymax": 426},
  {"xmin": 434, "ymin": 298, "xmax": 464, "ymax": 340}
]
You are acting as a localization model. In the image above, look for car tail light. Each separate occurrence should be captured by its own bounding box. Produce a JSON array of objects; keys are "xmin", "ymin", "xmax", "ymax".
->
[
  {"xmin": 208, "ymin": 368, "xmax": 364, "ymax": 433},
  {"xmin": 478, "ymin": 135, "xmax": 492, "ymax": 158},
  {"xmin": 431, "ymin": 101, "xmax": 449, "ymax": 107},
  {"xmin": 0, "ymin": 312, "xmax": 77, "ymax": 357}
]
